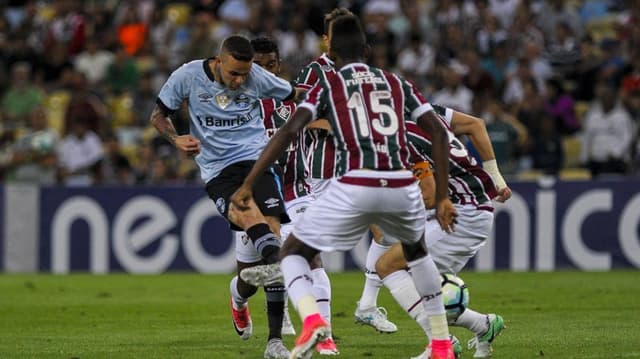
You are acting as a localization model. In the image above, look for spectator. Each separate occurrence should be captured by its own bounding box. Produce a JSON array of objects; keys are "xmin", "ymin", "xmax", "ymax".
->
[
  {"xmin": 278, "ymin": 16, "xmax": 318, "ymax": 79},
  {"xmin": 1, "ymin": 62, "xmax": 44, "ymax": 126},
  {"xmin": 97, "ymin": 133, "xmax": 133, "ymax": 185},
  {"xmin": 105, "ymin": 45, "xmax": 140, "ymax": 95},
  {"xmin": 396, "ymin": 31, "xmax": 435, "ymax": 89},
  {"xmin": 513, "ymin": 77, "xmax": 547, "ymax": 138},
  {"xmin": 432, "ymin": 61, "xmax": 474, "ymax": 113},
  {"xmin": 545, "ymin": 78, "xmax": 580, "ymax": 135},
  {"xmin": 57, "ymin": 117, "xmax": 104, "ymax": 186},
  {"xmin": 546, "ymin": 21, "xmax": 581, "ymax": 76},
  {"xmin": 482, "ymin": 99, "xmax": 528, "ymax": 175},
  {"xmin": 481, "ymin": 39, "xmax": 517, "ymax": 91},
  {"xmin": 132, "ymin": 72, "xmax": 157, "ymax": 127},
  {"xmin": 0, "ymin": 106, "xmax": 58, "ymax": 184},
  {"xmin": 581, "ymin": 81, "xmax": 635, "ymax": 177},
  {"xmin": 73, "ymin": 38, "xmax": 114, "ymax": 87},
  {"xmin": 531, "ymin": 113, "xmax": 564, "ymax": 175},
  {"xmin": 64, "ymin": 71, "xmax": 107, "ymax": 137},
  {"xmin": 116, "ymin": 5, "xmax": 148, "ymax": 56},
  {"xmin": 460, "ymin": 48, "xmax": 495, "ymax": 97},
  {"xmin": 476, "ymin": 14, "xmax": 508, "ymax": 57}
]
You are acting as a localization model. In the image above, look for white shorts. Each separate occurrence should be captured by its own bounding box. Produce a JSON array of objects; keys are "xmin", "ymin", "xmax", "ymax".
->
[
  {"xmin": 424, "ymin": 205, "xmax": 494, "ymax": 274},
  {"xmin": 234, "ymin": 230, "xmax": 262, "ymax": 263},
  {"xmin": 235, "ymin": 195, "xmax": 315, "ymax": 263},
  {"xmin": 294, "ymin": 170, "xmax": 426, "ymax": 252},
  {"xmin": 280, "ymin": 195, "xmax": 315, "ymax": 241}
]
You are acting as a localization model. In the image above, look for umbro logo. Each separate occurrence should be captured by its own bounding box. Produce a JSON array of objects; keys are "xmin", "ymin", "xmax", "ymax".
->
[
  {"xmin": 264, "ymin": 198, "xmax": 280, "ymax": 208},
  {"xmin": 198, "ymin": 93, "xmax": 213, "ymax": 102}
]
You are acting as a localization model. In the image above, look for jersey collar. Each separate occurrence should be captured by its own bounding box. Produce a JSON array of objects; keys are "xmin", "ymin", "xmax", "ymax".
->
[
  {"xmin": 320, "ymin": 53, "xmax": 335, "ymax": 66},
  {"xmin": 203, "ymin": 57, "xmax": 217, "ymax": 82},
  {"xmin": 339, "ymin": 62, "xmax": 369, "ymax": 71}
]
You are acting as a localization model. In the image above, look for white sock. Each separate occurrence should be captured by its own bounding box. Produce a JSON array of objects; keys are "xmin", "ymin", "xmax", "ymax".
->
[
  {"xmin": 311, "ymin": 268, "xmax": 332, "ymax": 324},
  {"xmin": 455, "ymin": 308, "xmax": 489, "ymax": 336},
  {"xmin": 230, "ymin": 276, "xmax": 248, "ymax": 309},
  {"xmin": 358, "ymin": 240, "xmax": 390, "ymax": 310},
  {"xmin": 407, "ymin": 254, "xmax": 449, "ymax": 340},
  {"xmin": 281, "ymin": 255, "xmax": 318, "ymax": 319},
  {"xmin": 383, "ymin": 270, "xmax": 432, "ymax": 337}
]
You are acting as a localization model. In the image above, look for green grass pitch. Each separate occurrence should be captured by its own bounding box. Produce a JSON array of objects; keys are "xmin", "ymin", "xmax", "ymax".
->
[{"xmin": 1, "ymin": 271, "xmax": 639, "ymax": 358}]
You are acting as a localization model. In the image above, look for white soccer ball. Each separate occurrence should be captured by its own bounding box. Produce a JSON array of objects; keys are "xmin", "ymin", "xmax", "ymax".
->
[
  {"xmin": 441, "ymin": 273, "xmax": 469, "ymax": 323},
  {"xmin": 30, "ymin": 131, "xmax": 55, "ymax": 153}
]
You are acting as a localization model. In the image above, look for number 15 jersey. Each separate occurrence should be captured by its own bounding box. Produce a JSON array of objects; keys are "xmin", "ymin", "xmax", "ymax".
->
[{"xmin": 298, "ymin": 62, "xmax": 433, "ymax": 175}]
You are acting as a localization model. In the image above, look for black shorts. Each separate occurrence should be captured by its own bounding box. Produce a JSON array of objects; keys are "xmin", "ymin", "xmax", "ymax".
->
[{"xmin": 205, "ymin": 160, "xmax": 290, "ymax": 231}]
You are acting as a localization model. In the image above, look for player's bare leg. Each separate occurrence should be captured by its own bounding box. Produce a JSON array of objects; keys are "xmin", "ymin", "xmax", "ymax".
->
[{"xmin": 354, "ymin": 224, "xmax": 397, "ymax": 333}]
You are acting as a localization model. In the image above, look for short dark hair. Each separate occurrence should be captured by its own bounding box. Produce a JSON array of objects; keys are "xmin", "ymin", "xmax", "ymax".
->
[
  {"xmin": 324, "ymin": 7, "xmax": 354, "ymax": 35},
  {"xmin": 251, "ymin": 37, "xmax": 280, "ymax": 59},
  {"xmin": 329, "ymin": 15, "xmax": 366, "ymax": 61},
  {"xmin": 220, "ymin": 35, "xmax": 254, "ymax": 62}
]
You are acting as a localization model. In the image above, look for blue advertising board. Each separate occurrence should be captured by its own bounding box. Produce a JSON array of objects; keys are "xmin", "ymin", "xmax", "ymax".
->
[{"xmin": 1, "ymin": 179, "xmax": 639, "ymax": 273}]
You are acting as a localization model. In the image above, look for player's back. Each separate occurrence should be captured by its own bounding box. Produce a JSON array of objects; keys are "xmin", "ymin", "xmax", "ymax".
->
[
  {"xmin": 321, "ymin": 63, "xmax": 414, "ymax": 174},
  {"xmin": 406, "ymin": 119, "xmax": 498, "ymax": 206}
]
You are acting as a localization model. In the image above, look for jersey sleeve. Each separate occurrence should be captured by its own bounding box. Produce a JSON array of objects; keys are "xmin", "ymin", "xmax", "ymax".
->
[
  {"xmin": 293, "ymin": 63, "xmax": 319, "ymax": 91},
  {"xmin": 157, "ymin": 63, "xmax": 191, "ymax": 114},
  {"xmin": 254, "ymin": 64, "xmax": 295, "ymax": 101},
  {"xmin": 297, "ymin": 82, "xmax": 325, "ymax": 120},
  {"xmin": 406, "ymin": 121, "xmax": 430, "ymax": 164},
  {"xmin": 432, "ymin": 104, "xmax": 455, "ymax": 126},
  {"xmin": 399, "ymin": 76, "xmax": 433, "ymax": 121}
]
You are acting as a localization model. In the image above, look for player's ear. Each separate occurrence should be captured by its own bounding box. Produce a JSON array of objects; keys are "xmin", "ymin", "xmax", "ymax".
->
[{"xmin": 364, "ymin": 44, "xmax": 372, "ymax": 61}]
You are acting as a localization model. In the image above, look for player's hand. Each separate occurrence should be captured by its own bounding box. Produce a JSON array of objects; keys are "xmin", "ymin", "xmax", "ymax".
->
[
  {"xmin": 436, "ymin": 199, "xmax": 457, "ymax": 233},
  {"xmin": 230, "ymin": 184, "xmax": 253, "ymax": 211},
  {"xmin": 174, "ymin": 135, "xmax": 201, "ymax": 156},
  {"xmin": 494, "ymin": 186, "xmax": 512, "ymax": 203}
]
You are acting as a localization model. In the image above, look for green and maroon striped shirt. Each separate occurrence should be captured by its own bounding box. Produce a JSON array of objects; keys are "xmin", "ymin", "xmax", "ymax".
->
[
  {"xmin": 406, "ymin": 107, "xmax": 498, "ymax": 207},
  {"xmin": 298, "ymin": 62, "xmax": 434, "ymax": 174},
  {"xmin": 294, "ymin": 53, "xmax": 337, "ymax": 179},
  {"xmin": 260, "ymin": 99, "xmax": 310, "ymax": 201}
]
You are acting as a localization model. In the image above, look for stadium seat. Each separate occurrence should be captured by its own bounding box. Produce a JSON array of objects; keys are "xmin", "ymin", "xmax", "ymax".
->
[
  {"xmin": 108, "ymin": 93, "xmax": 135, "ymax": 128},
  {"xmin": 165, "ymin": 3, "xmax": 191, "ymax": 26},
  {"xmin": 562, "ymin": 135, "xmax": 583, "ymax": 168},
  {"xmin": 559, "ymin": 167, "xmax": 591, "ymax": 181},
  {"xmin": 43, "ymin": 90, "xmax": 72, "ymax": 135}
]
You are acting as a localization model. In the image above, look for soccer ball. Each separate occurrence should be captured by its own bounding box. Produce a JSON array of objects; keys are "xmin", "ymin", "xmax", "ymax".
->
[
  {"xmin": 30, "ymin": 131, "xmax": 55, "ymax": 153},
  {"xmin": 441, "ymin": 273, "xmax": 469, "ymax": 323}
]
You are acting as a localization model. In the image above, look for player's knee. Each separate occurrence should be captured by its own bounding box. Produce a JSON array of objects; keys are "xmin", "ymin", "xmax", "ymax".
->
[
  {"xmin": 310, "ymin": 253, "xmax": 323, "ymax": 269},
  {"xmin": 401, "ymin": 240, "xmax": 427, "ymax": 262},
  {"xmin": 237, "ymin": 276, "xmax": 259, "ymax": 297},
  {"xmin": 375, "ymin": 255, "xmax": 392, "ymax": 279},
  {"xmin": 280, "ymin": 234, "xmax": 318, "ymax": 263}
]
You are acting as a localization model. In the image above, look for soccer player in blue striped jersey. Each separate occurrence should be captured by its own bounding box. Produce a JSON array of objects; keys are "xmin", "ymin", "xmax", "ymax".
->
[
  {"xmin": 232, "ymin": 16, "xmax": 457, "ymax": 359},
  {"xmin": 150, "ymin": 35, "xmax": 297, "ymax": 359}
]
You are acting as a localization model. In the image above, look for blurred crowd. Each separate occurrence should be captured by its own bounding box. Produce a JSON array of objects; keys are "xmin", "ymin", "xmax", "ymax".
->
[{"xmin": 1, "ymin": 0, "xmax": 640, "ymax": 186}]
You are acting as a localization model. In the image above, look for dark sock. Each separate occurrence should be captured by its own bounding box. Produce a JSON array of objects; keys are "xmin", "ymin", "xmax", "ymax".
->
[
  {"xmin": 246, "ymin": 223, "xmax": 281, "ymax": 264},
  {"xmin": 265, "ymin": 285, "xmax": 285, "ymax": 340}
]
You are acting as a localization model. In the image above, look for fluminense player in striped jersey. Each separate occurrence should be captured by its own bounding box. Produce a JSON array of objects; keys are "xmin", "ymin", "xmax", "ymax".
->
[
  {"xmin": 250, "ymin": 36, "xmax": 340, "ymax": 356},
  {"xmin": 293, "ymin": 7, "xmax": 399, "ymax": 334},
  {"xmin": 150, "ymin": 35, "xmax": 301, "ymax": 359},
  {"xmin": 233, "ymin": 15, "xmax": 457, "ymax": 359},
  {"xmin": 374, "ymin": 107, "xmax": 511, "ymax": 359}
]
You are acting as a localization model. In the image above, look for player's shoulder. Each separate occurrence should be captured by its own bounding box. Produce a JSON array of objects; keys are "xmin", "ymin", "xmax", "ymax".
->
[
  {"xmin": 308, "ymin": 54, "xmax": 335, "ymax": 73},
  {"xmin": 172, "ymin": 59, "xmax": 207, "ymax": 79}
]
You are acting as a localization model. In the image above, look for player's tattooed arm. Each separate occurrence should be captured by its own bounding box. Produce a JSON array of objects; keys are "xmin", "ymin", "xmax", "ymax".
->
[
  {"xmin": 150, "ymin": 105, "xmax": 178, "ymax": 144},
  {"xmin": 150, "ymin": 105, "xmax": 201, "ymax": 155}
]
